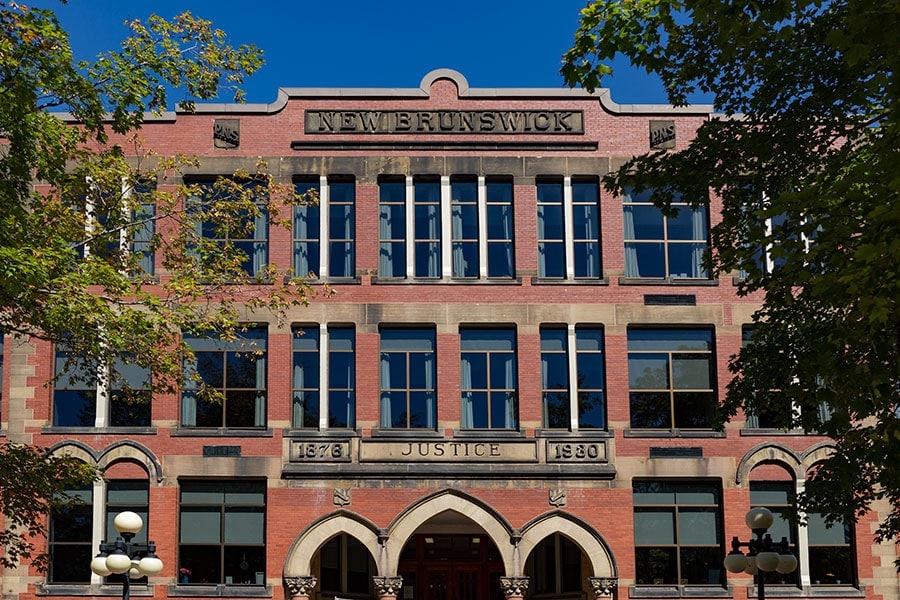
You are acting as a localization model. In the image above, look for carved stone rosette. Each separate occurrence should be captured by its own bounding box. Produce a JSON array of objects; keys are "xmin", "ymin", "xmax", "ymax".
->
[
  {"xmin": 589, "ymin": 576, "xmax": 618, "ymax": 598},
  {"xmin": 499, "ymin": 576, "xmax": 530, "ymax": 598},
  {"xmin": 373, "ymin": 575, "xmax": 403, "ymax": 598},
  {"xmin": 284, "ymin": 576, "xmax": 317, "ymax": 599}
]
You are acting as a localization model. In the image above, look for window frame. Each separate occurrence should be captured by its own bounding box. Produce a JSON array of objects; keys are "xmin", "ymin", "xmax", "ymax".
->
[
  {"xmin": 460, "ymin": 327, "xmax": 519, "ymax": 430},
  {"xmin": 379, "ymin": 327, "xmax": 437, "ymax": 430}
]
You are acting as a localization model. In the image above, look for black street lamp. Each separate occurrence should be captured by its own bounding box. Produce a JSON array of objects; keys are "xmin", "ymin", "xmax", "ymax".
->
[
  {"xmin": 89, "ymin": 511, "xmax": 164, "ymax": 600},
  {"xmin": 723, "ymin": 507, "xmax": 798, "ymax": 600}
]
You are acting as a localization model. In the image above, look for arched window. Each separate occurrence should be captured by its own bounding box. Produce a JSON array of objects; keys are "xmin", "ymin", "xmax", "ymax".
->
[
  {"xmin": 319, "ymin": 534, "xmax": 374, "ymax": 597},
  {"xmin": 526, "ymin": 533, "xmax": 582, "ymax": 596}
]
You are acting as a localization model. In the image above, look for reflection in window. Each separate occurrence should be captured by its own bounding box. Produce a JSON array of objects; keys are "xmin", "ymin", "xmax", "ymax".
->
[
  {"xmin": 622, "ymin": 188, "xmax": 708, "ymax": 279},
  {"xmin": 633, "ymin": 480, "xmax": 724, "ymax": 586},
  {"xmin": 749, "ymin": 481, "xmax": 799, "ymax": 586},
  {"xmin": 808, "ymin": 510, "xmax": 853, "ymax": 585},
  {"xmin": 537, "ymin": 178, "xmax": 601, "ymax": 279},
  {"xmin": 178, "ymin": 480, "xmax": 266, "ymax": 585},
  {"xmin": 293, "ymin": 177, "xmax": 356, "ymax": 279},
  {"xmin": 527, "ymin": 533, "xmax": 582, "ymax": 595},
  {"xmin": 414, "ymin": 177, "xmax": 442, "ymax": 278},
  {"xmin": 49, "ymin": 485, "xmax": 93, "ymax": 583},
  {"xmin": 460, "ymin": 328, "xmax": 518, "ymax": 429},
  {"xmin": 105, "ymin": 480, "xmax": 150, "ymax": 584},
  {"xmin": 627, "ymin": 329, "xmax": 716, "ymax": 429},
  {"xmin": 537, "ymin": 180, "xmax": 565, "ymax": 278},
  {"xmin": 182, "ymin": 327, "xmax": 267, "ymax": 428},
  {"xmin": 380, "ymin": 328, "xmax": 436, "ymax": 429}
]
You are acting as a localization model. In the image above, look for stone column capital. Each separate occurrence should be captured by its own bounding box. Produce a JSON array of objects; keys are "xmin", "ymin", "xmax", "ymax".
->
[
  {"xmin": 373, "ymin": 575, "xmax": 403, "ymax": 598},
  {"xmin": 589, "ymin": 576, "xmax": 618, "ymax": 598},
  {"xmin": 499, "ymin": 576, "xmax": 529, "ymax": 598},
  {"xmin": 284, "ymin": 576, "xmax": 317, "ymax": 599}
]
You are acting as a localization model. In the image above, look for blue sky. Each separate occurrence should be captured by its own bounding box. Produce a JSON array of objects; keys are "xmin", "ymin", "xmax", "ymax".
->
[{"xmin": 34, "ymin": 0, "xmax": 701, "ymax": 107}]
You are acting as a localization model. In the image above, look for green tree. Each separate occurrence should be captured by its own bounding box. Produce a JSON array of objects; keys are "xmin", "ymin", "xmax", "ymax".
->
[
  {"xmin": 563, "ymin": 0, "xmax": 899, "ymax": 545},
  {"xmin": 0, "ymin": 1, "xmax": 317, "ymax": 567}
]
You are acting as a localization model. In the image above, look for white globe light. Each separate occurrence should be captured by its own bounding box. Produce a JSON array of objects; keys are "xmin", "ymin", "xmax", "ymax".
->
[
  {"xmin": 755, "ymin": 550, "xmax": 781, "ymax": 572},
  {"xmin": 723, "ymin": 551, "xmax": 749, "ymax": 573},
  {"xmin": 138, "ymin": 555, "xmax": 164, "ymax": 575},
  {"xmin": 129, "ymin": 567, "xmax": 142, "ymax": 578},
  {"xmin": 745, "ymin": 507, "xmax": 775, "ymax": 530},
  {"xmin": 105, "ymin": 551, "xmax": 132, "ymax": 574},
  {"xmin": 744, "ymin": 556, "xmax": 758, "ymax": 575},
  {"xmin": 777, "ymin": 553, "xmax": 798, "ymax": 574},
  {"xmin": 90, "ymin": 555, "xmax": 112, "ymax": 576},
  {"xmin": 114, "ymin": 511, "xmax": 143, "ymax": 535}
]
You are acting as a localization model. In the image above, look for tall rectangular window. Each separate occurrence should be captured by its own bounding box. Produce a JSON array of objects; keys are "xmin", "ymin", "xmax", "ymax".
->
[
  {"xmin": 293, "ymin": 177, "xmax": 320, "ymax": 278},
  {"xmin": 623, "ymin": 188, "xmax": 708, "ymax": 279},
  {"xmin": 450, "ymin": 177, "xmax": 479, "ymax": 278},
  {"xmin": 486, "ymin": 179, "xmax": 515, "ymax": 278},
  {"xmin": 53, "ymin": 348, "xmax": 97, "ymax": 427},
  {"xmin": 189, "ymin": 180, "xmax": 269, "ymax": 278},
  {"xmin": 537, "ymin": 180, "xmax": 565, "ymax": 278},
  {"xmin": 749, "ymin": 482, "xmax": 799, "ymax": 585},
  {"xmin": 460, "ymin": 328, "xmax": 518, "ymax": 429},
  {"xmin": 627, "ymin": 329, "xmax": 716, "ymax": 429},
  {"xmin": 129, "ymin": 180, "xmax": 156, "ymax": 277},
  {"xmin": 291, "ymin": 326, "xmax": 356, "ymax": 429},
  {"xmin": 414, "ymin": 177, "xmax": 441, "ymax": 278},
  {"xmin": 328, "ymin": 327, "xmax": 356, "ymax": 429},
  {"xmin": 633, "ymin": 481, "xmax": 724, "ymax": 586},
  {"xmin": 807, "ymin": 511, "xmax": 853, "ymax": 585},
  {"xmin": 105, "ymin": 480, "xmax": 150, "ymax": 583},
  {"xmin": 178, "ymin": 480, "xmax": 265, "ymax": 586},
  {"xmin": 541, "ymin": 327, "xmax": 606, "ymax": 430},
  {"xmin": 182, "ymin": 327, "xmax": 267, "ymax": 429},
  {"xmin": 109, "ymin": 356, "xmax": 151, "ymax": 427},
  {"xmin": 48, "ymin": 485, "xmax": 93, "ymax": 583},
  {"xmin": 572, "ymin": 178, "xmax": 601, "ymax": 278},
  {"xmin": 380, "ymin": 327, "xmax": 436, "ymax": 429},
  {"xmin": 379, "ymin": 177, "xmax": 407, "ymax": 278},
  {"xmin": 328, "ymin": 178, "xmax": 356, "ymax": 278}
]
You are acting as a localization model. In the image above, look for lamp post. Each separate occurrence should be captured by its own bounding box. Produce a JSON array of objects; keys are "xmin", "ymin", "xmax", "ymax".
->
[
  {"xmin": 723, "ymin": 507, "xmax": 798, "ymax": 600},
  {"xmin": 89, "ymin": 511, "xmax": 164, "ymax": 600}
]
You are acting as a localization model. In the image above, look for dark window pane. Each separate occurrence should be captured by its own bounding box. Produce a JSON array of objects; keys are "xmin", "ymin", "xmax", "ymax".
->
[
  {"xmin": 673, "ymin": 392, "xmax": 715, "ymax": 428},
  {"xmin": 630, "ymin": 392, "xmax": 671, "ymax": 428},
  {"xmin": 635, "ymin": 547, "xmax": 677, "ymax": 585}
]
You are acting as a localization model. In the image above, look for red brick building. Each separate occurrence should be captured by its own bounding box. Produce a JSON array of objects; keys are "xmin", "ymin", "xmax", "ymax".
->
[{"xmin": 2, "ymin": 69, "xmax": 896, "ymax": 600}]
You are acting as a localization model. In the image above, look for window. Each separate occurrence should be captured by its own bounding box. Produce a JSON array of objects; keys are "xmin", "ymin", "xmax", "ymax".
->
[
  {"xmin": 189, "ymin": 180, "xmax": 268, "ymax": 278},
  {"xmin": 536, "ymin": 178, "xmax": 601, "ymax": 279},
  {"xmin": 378, "ymin": 177, "xmax": 407, "ymax": 278},
  {"xmin": 128, "ymin": 180, "xmax": 156, "ymax": 277},
  {"xmin": 105, "ymin": 480, "xmax": 150, "ymax": 583},
  {"xmin": 540, "ymin": 326, "xmax": 607, "ymax": 430},
  {"xmin": 320, "ymin": 534, "xmax": 373, "ymax": 596},
  {"xmin": 380, "ymin": 328, "xmax": 436, "ymax": 429},
  {"xmin": 460, "ymin": 328, "xmax": 518, "ymax": 429},
  {"xmin": 178, "ymin": 480, "xmax": 265, "ymax": 585},
  {"xmin": 633, "ymin": 481, "xmax": 724, "ymax": 586},
  {"xmin": 622, "ymin": 188, "xmax": 708, "ymax": 279},
  {"xmin": 291, "ymin": 325, "xmax": 356, "ymax": 429},
  {"xmin": 627, "ymin": 329, "xmax": 716, "ymax": 429},
  {"xmin": 527, "ymin": 533, "xmax": 582, "ymax": 595},
  {"xmin": 378, "ymin": 175, "xmax": 515, "ymax": 280},
  {"xmin": 807, "ymin": 509, "xmax": 854, "ymax": 585},
  {"xmin": 293, "ymin": 176, "xmax": 355, "ymax": 279},
  {"xmin": 182, "ymin": 327, "xmax": 267, "ymax": 428},
  {"xmin": 451, "ymin": 177, "xmax": 479, "ymax": 278},
  {"xmin": 49, "ymin": 485, "xmax": 93, "ymax": 583},
  {"xmin": 53, "ymin": 350, "xmax": 150, "ymax": 427},
  {"xmin": 749, "ymin": 482, "xmax": 799, "ymax": 586}
]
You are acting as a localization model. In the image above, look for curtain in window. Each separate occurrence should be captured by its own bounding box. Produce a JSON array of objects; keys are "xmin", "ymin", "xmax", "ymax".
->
[
  {"xmin": 502, "ymin": 354, "xmax": 517, "ymax": 428},
  {"xmin": 690, "ymin": 207, "xmax": 707, "ymax": 278},
  {"xmin": 424, "ymin": 352, "xmax": 435, "ymax": 428},
  {"xmin": 379, "ymin": 353, "xmax": 392, "ymax": 427},
  {"xmin": 378, "ymin": 207, "xmax": 394, "ymax": 276},
  {"xmin": 499, "ymin": 207, "xmax": 514, "ymax": 275},
  {"xmin": 451, "ymin": 207, "xmax": 466, "ymax": 276},
  {"xmin": 461, "ymin": 357, "xmax": 474, "ymax": 428},
  {"xmin": 623, "ymin": 206, "xmax": 639, "ymax": 277},
  {"xmin": 254, "ymin": 356, "xmax": 266, "ymax": 426},
  {"xmin": 252, "ymin": 208, "xmax": 268, "ymax": 276},
  {"xmin": 330, "ymin": 204, "xmax": 354, "ymax": 277},
  {"xmin": 182, "ymin": 360, "xmax": 198, "ymax": 426}
]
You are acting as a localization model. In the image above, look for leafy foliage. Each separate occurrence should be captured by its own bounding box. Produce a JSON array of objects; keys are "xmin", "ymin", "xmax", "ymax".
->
[
  {"xmin": 0, "ymin": 1, "xmax": 319, "ymax": 568},
  {"xmin": 563, "ymin": 0, "xmax": 899, "ymax": 544}
]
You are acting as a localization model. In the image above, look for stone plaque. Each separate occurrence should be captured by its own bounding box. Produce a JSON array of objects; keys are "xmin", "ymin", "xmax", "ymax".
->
[
  {"xmin": 290, "ymin": 440, "xmax": 352, "ymax": 462},
  {"xmin": 649, "ymin": 119, "xmax": 676, "ymax": 149},
  {"xmin": 359, "ymin": 440, "xmax": 538, "ymax": 462},
  {"xmin": 305, "ymin": 110, "xmax": 584, "ymax": 135},
  {"xmin": 214, "ymin": 119, "xmax": 240, "ymax": 149},
  {"xmin": 546, "ymin": 440, "xmax": 607, "ymax": 463}
]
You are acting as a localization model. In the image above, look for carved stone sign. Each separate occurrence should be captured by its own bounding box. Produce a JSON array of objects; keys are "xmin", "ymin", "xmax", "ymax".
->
[
  {"xmin": 214, "ymin": 119, "xmax": 240, "ymax": 149},
  {"xmin": 305, "ymin": 110, "xmax": 584, "ymax": 135},
  {"xmin": 650, "ymin": 119, "xmax": 676, "ymax": 149},
  {"xmin": 359, "ymin": 440, "xmax": 538, "ymax": 462}
]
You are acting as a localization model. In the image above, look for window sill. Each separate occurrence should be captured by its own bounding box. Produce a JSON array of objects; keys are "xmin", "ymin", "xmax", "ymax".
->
[
  {"xmin": 171, "ymin": 427, "xmax": 274, "ymax": 438},
  {"xmin": 38, "ymin": 583, "xmax": 157, "ymax": 596},
  {"xmin": 747, "ymin": 585, "xmax": 864, "ymax": 598},
  {"xmin": 372, "ymin": 276, "xmax": 523, "ymax": 285},
  {"xmin": 452, "ymin": 429, "xmax": 525, "ymax": 439},
  {"xmin": 284, "ymin": 275, "xmax": 361, "ymax": 285},
  {"xmin": 283, "ymin": 428, "xmax": 361, "ymax": 438},
  {"xmin": 534, "ymin": 428, "xmax": 613, "ymax": 438},
  {"xmin": 168, "ymin": 584, "xmax": 272, "ymax": 598},
  {"xmin": 41, "ymin": 426, "xmax": 157, "ymax": 435},
  {"xmin": 624, "ymin": 428, "xmax": 726, "ymax": 438},
  {"xmin": 369, "ymin": 428, "xmax": 444, "ymax": 438},
  {"xmin": 530, "ymin": 277, "xmax": 610, "ymax": 286},
  {"xmin": 618, "ymin": 277, "xmax": 718, "ymax": 286},
  {"xmin": 740, "ymin": 427, "xmax": 825, "ymax": 437},
  {"xmin": 629, "ymin": 585, "xmax": 731, "ymax": 598}
]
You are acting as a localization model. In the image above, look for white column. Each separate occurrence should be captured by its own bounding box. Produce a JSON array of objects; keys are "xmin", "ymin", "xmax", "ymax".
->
[
  {"xmin": 89, "ymin": 478, "xmax": 106, "ymax": 584},
  {"xmin": 319, "ymin": 175, "xmax": 330, "ymax": 278},
  {"xmin": 441, "ymin": 176, "xmax": 452, "ymax": 279},
  {"xmin": 796, "ymin": 478, "xmax": 811, "ymax": 588},
  {"xmin": 405, "ymin": 176, "xmax": 414, "ymax": 278},
  {"xmin": 567, "ymin": 324, "xmax": 579, "ymax": 431},
  {"xmin": 319, "ymin": 324, "xmax": 330, "ymax": 430},
  {"xmin": 477, "ymin": 176, "xmax": 488, "ymax": 278},
  {"xmin": 563, "ymin": 176, "xmax": 575, "ymax": 279}
]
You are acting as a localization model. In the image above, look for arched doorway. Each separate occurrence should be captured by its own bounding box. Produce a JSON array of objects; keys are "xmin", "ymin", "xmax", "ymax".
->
[{"xmin": 397, "ymin": 511, "xmax": 504, "ymax": 600}]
